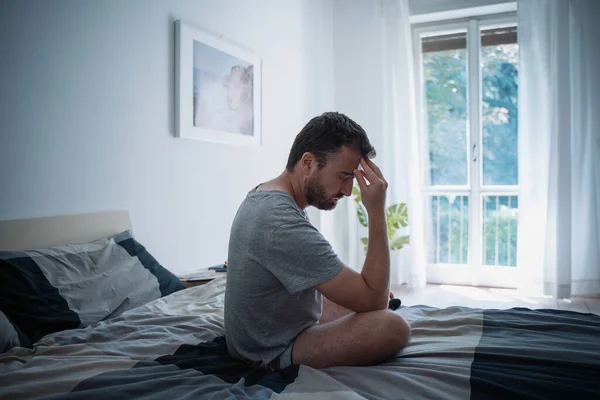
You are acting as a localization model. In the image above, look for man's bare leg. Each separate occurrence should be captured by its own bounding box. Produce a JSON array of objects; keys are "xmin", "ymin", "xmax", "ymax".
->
[
  {"xmin": 320, "ymin": 296, "xmax": 354, "ymax": 324},
  {"xmin": 294, "ymin": 309, "xmax": 410, "ymax": 369}
]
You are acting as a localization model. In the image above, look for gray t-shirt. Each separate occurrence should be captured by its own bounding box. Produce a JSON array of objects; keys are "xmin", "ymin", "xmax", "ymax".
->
[{"xmin": 224, "ymin": 187, "xmax": 345, "ymax": 366}]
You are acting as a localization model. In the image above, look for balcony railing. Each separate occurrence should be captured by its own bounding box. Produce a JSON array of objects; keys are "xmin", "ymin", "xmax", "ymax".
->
[{"xmin": 427, "ymin": 194, "xmax": 518, "ymax": 266}]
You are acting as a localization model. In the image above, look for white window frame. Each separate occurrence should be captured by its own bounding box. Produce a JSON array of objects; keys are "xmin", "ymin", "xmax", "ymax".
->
[{"xmin": 412, "ymin": 12, "xmax": 519, "ymax": 288}]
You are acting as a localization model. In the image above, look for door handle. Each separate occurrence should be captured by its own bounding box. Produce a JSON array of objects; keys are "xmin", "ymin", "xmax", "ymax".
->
[{"xmin": 472, "ymin": 144, "xmax": 477, "ymax": 162}]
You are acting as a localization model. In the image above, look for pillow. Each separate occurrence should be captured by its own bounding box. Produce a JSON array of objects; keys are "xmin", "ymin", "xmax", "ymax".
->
[
  {"xmin": 0, "ymin": 230, "xmax": 184, "ymax": 344},
  {"xmin": 0, "ymin": 309, "xmax": 31, "ymax": 353}
]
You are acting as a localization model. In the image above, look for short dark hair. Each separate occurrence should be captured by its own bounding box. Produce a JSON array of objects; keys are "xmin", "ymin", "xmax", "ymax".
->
[{"xmin": 286, "ymin": 112, "xmax": 376, "ymax": 172}]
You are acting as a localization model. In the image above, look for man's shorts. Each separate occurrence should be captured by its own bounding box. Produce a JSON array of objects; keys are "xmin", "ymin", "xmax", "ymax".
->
[{"xmin": 268, "ymin": 339, "xmax": 295, "ymax": 370}]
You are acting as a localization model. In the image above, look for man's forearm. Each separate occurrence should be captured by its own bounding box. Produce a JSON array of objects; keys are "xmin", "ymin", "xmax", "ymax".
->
[{"xmin": 361, "ymin": 210, "xmax": 390, "ymax": 307}]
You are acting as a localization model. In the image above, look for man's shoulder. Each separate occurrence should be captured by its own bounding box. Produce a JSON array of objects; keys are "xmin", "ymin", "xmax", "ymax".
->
[
  {"xmin": 247, "ymin": 189, "xmax": 297, "ymax": 206},
  {"xmin": 230, "ymin": 191, "xmax": 308, "ymax": 247},
  {"xmin": 241, "ymin": 190, "xmax": 305, "ymax": 221}
]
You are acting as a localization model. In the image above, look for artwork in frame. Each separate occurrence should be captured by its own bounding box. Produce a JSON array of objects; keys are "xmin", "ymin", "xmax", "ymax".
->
[{"xmin": 175, "ymin": 20, "xmax": 261, "ymax": 146}]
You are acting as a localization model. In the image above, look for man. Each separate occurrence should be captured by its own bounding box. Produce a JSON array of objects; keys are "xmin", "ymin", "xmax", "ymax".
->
[{"xmin": 224, "ymin": 112, "xmax": 411, "ymax": 370}]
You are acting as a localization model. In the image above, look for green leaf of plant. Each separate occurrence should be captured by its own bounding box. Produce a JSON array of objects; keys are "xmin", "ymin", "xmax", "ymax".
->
[
  {"xmin": 356, "ymin": 200, "xmax": 410, "ymax": 253},
  {"xmin": 400, "ymin": 203, "xmax": 408, "ymax": 217},
  {"xmin": 361, "ymin": 237, "xmax": 369, "ymax": 254},
  {"xmin": 399, "ymin": 203, "xmax": 409, "ymax": 226},
  {"xmin": 385, "ymin": 204, "xmax": 392, "ymax": 216},
  {"xmin": 385, "ymin": 204, "xmax": 402, "ymax": 229},
  {"xmin": 398, "ymin": 203, "xmax": 407, "ymax": 214},
  {"xmin": 387, "ymin": 226, "xmax": 396, "ymax": 242},
  {"xmin": 357, "ymin": 204, "xmax": 368, "ymax": 227},
  {"xmin": 393, "ymin": 215, "xmax": 402, "ymax": 230},
  {"xmin": 390, "ymin": 235, "xmax": 410, "ymax": 250},
  {"xmin": 352, "ymin": 185, "xmax": 361, "ymax": 203}
]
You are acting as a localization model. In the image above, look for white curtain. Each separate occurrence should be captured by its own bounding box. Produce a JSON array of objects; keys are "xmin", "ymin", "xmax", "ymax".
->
[
  {"xmin": 379, "ymin": 0, "xmax": 427, "ymax": 288},
  {"xmin": 322, "ymin": 0, "xmax": 427, "ymax": 287},
  {"xmin": 517, "ymin": 0, "xmax": 600, "ymax": 298}
]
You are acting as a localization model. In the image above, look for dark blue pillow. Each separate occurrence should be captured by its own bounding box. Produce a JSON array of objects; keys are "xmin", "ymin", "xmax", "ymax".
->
[
  {"xmin": 115, "ymin": 235, "xmax": 185, "ymax": 296},
  {"xmin": 0, "ymin": 309, "xmax": 32, "ymax": 352}
]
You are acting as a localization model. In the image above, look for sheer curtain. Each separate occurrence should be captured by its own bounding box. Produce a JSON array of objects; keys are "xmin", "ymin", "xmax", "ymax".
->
[
  {"xmin": 379, "ymin": 0, "xmax": 427, "ymax": 288},
  {"xmin": 517, "ymin": 0, "xmax": 600, "ymax": 298},
  {"xmin": 323, "ymin": 0, "xmax": 427, "ymax": 287}
]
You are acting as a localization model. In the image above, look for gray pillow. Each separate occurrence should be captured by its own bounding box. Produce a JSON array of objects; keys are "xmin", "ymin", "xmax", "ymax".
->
[{"xmin": 0, "ymin": 230, "xmax": 184, "ymax": 344}]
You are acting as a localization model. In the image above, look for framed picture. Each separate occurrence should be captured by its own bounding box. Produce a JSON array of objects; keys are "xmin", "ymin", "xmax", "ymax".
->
[{"xmin": 175, "ymin": 20, "xmax": 261, "ymax": 146}]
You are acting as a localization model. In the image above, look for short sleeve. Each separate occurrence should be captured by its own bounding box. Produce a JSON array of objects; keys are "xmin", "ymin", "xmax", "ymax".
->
[{"xmin": 266, "ymin": 219, "xmax": 345, "ymax": 294}]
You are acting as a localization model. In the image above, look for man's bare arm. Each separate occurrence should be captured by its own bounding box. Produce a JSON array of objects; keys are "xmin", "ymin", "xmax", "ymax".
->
[
  {"xmin": 317, "ymin": 158, "xmax": 390, "ymax": 312},
  {"xmin": 360, "ymin": 206, "xmax": 390, "ymax": 308}
]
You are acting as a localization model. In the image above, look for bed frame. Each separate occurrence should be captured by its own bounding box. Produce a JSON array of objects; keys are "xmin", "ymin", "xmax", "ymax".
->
[{"xmin": 0, "ymin": 210, "xmax": 131, "ymax": 251}]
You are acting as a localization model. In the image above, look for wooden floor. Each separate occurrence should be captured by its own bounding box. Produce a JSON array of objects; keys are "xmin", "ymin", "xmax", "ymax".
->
[{"xmin": 391, "ymin": 283, "xmax": 600, "ymax": 315}]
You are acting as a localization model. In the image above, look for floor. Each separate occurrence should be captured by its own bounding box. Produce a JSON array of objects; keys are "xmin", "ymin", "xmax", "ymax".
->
[{"xmin": 391, "ymin": 283, "xmax": 600, "ymax": 315}]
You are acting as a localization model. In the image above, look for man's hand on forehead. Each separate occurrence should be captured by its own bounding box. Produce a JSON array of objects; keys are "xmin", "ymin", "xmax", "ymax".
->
[{"xmin": 354, "ymin": 157, "xmax": 388, "ymax": 214}]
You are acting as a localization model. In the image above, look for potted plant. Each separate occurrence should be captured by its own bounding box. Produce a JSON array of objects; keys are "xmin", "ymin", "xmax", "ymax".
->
[{"xmin": 352, "ymin": 184, "xmax": 410, "ymax": 254}]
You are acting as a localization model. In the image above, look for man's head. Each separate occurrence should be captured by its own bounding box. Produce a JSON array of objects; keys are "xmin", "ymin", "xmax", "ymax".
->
[{"xmin": 286, "ymin": 112, "xmax": 376, "ymax": 210}]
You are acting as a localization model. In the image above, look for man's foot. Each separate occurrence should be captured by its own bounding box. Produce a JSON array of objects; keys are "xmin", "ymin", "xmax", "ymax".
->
[{"xmin": 388, "ymin": 298, "xmax": 401, "ymax": 311}]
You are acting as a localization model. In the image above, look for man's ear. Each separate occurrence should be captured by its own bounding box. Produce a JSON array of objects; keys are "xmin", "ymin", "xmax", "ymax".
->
[{"xmin": 299, "ymin": 152, "xmax": 316, "ymax": 175}]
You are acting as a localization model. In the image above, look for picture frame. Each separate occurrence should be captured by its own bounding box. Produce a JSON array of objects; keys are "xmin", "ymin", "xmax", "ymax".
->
[{"xmin": 175, "ymin": 20, "xmax": 262, "ymax": 146}]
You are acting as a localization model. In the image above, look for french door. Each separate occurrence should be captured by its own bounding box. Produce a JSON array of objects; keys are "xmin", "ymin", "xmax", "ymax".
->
[{"xmin": 413, "ymin": 14, "xmax": 519, "ymax": 288}]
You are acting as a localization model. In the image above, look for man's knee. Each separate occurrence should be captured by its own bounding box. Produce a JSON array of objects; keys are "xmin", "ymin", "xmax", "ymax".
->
[{"xmin": 375, "ymin": 310, "xmax": 411, "ymax": 354}]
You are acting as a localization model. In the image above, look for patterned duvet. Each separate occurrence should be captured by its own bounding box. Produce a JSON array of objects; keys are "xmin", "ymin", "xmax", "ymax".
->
[{"xmin": 1, "ymin": 276, "xmax": 599, "ymax": 399}]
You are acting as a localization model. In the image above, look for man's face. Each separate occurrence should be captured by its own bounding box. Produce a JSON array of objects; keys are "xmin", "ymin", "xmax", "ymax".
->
[{"xmin": 304, "ymin": 146, "xmax": 361, "ymax": 210}]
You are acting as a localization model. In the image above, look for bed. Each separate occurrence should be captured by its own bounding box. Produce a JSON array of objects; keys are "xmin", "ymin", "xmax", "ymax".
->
[{"xmin": 1, "ymin": 211, "xmax": 599, "ymax": 400}]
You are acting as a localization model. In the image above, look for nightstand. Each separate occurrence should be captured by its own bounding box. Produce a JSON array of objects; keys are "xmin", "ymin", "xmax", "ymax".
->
[{"xmin": 178, "ymin": 269, "xmax": 225, "ymax": 288}]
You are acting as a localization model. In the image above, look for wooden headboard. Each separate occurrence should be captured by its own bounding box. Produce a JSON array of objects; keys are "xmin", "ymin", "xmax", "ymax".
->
[{"xmin": 0, "ymin": 210, "xmax": 132, "ymax": 251}]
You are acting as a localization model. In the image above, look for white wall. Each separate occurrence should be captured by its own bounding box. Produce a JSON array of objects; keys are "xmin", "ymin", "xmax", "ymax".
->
[
  {"xmin": 0, "ymin": 0, "xmax": 334, "ymax": 273},
  {"xmin": 319, "ymin": 0, "xmax": 386, "ymax": 270}
]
